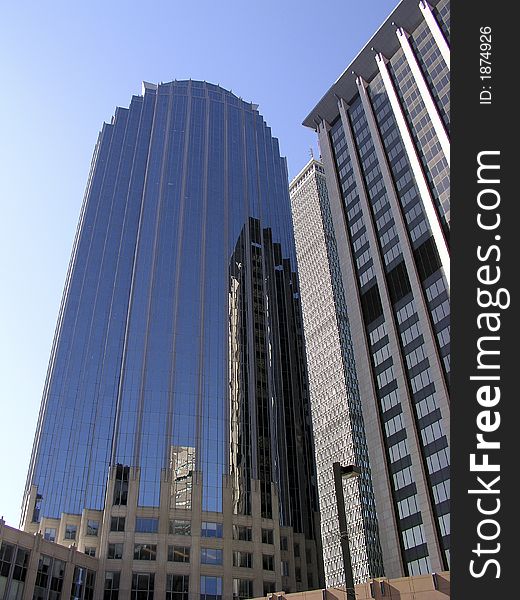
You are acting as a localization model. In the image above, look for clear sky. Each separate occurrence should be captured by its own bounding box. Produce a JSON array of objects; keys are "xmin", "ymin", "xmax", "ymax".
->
[{"xmin": 0, "ymin": 0, "xmax": 398, "ymax": 527}]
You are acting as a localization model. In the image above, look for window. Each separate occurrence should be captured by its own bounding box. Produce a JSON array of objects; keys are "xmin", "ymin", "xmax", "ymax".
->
[
  {"xmin": 281, "ymin": 560, "xmax": 289, "ymax": 577},
  {"xmin": 201, "ymin": 548, "xmax": 223, "ymax": 565},
  {"xmin": 104, "ymin": 571, "xmax": 120, "ymax": 600},
  {"xmin": 201, "ymin": 522, "xmax": 223, "ymax": 538},
  {"xmin": 295, "ymin": 566, "xmax": 302, "ymax": 582},
  {"xmin": 263, "ymin": 582, "xmax": 276, "ymax": 595},
  {"xmin": 64, "ymin": 524, "xmax": 77, "ymax": 540},
  {"xmin": 44, "ymin": 527, "xmax": 56, "ymax": 542},
  {"xmin": 107, "ymin": 543, "xmax": 124, "ymax": 560},
  {"xmin": 232, "ymin": 525, "xmax": 252, "ymax": 541},
  {"xmin": 135, "ymin": 517, "xmax": 158, "ymax": 533},
  {"xmin": 113, "ymin": 465, "xmax": 129, "ymax": 506},
  {"xmin": 84, "ymin": 547, "xmax": 96, "ymax": 557},
  {"xmin": 133, "ymin": 544, "xmax": 157, "ymax": 561},
  {"xmin": 168, "ymin": 546, "xmax": 190, "ymax": 563},
  {"xmin": 294, "ymin": 543, "xmax": 300, "ymax": 558},
  {"xmin": 131, "ymin": 572, "xmax": 154, "ymax": 600},
  {"xmin": 110, "ymin": 516, "xmax": 125, "ymax": 532},
  {"xmin": 280, "ymin": 536, "xmax": 288, "ymax": 551},
  {"xmin": 34, "ymin": 554, "xmax": 52, "ymax": 593},
  {"xmin": 233, "ymin": 551, "xmax": 253, "ymax": 568},
  {"xmin": 261, "ymin": 529, "xmax": 273, "ymax": 544},
  {"xmin": 200, "ymin": 576, "xmax": 222, "ymax": 600},
  {"xmin": 262, "ymin": 555, "xmax": 274, "ymax": 571},
  {"xmin": 71, "ymin": 566, "xmax": 95, "ymax": 600},
  {"xmin": 169, "ymin": 519, "xmax": 191, "ymax": 536},
  {"xmin": 232, "ymin": 579, "xmax": 253, "ymax": 600},
  {"xmin": 86, "ymin": 520, "xmax": 99, "ymax": 537},
  {"xmin": 166, "ymin": 574, "xmax": 189, "ymax": 600}
]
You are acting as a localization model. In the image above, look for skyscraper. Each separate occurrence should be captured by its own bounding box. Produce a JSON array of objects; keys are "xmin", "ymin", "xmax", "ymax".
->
[
  {"xmin": 22, "ymin": 80, "xmax": 322, "ymax": 599},
  {"xmin": 289, "ymin": 160, "xmax": 384, "ymax": 588},
  {"xmin": 298, "ymin": 0, "xmax": 450, "ymax": 580}
]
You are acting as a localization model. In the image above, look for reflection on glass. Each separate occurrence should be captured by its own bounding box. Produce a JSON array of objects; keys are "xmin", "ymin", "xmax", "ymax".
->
[{"xmin": 169, "ymin": 445, "xmax": 195, "ymax": 510}]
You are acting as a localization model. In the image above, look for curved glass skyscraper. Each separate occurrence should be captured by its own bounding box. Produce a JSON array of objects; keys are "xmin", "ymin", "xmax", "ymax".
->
[{"xmin": 22, "ymin": 80, "xmax": 322, "ymax": 598}]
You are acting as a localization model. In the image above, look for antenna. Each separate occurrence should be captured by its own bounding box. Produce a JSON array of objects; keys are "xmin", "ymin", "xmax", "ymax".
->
[{"xmin": 309, "ymin": 147, "xmax": 314, "ymax": 159}]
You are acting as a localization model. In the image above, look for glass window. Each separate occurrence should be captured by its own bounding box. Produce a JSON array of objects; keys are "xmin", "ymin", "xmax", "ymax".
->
[
  {"xmin": 232, "ymin": 551, "xmax": 253, "ymax": 568},
  {"xmin": 34, "ymin": 554, "xmax": 52, "ymax": 594},
  {"xmin": 168, "ymin": 545, "xmax": 190, "ymax": 563},
  {"xmin": 71, "ymin": 566, "xmax": 95, "ymax": 600},
  {"xmin": 166, "ymin": 574, "xmax": 189, "ymax": 600},
  {"xmin": 169, "ymin": 519, "xmax": 191, "ymax": 536},
  {"xmin": 86, "ymin": 520, "xmax": 99, "ymax": 537},
  {"xmin": 281, "ymin": 560, "xmax": 289, "ymax": 577},
  {"xmin": 201, "ymin": 548, "xmax": 223, "ymax": 565},
  {"xmin": 84, "ymin": 547, "xmax": 96, "ymax": 557},
  {"xmin": 132, "ymin": 572, "xmax": 154, "ymax": 600},
  {"xmin": 110, "ymin": 516, "xmax": 125, "ymax": 532},
  {"xmin": 64, "ymin": 524, "xmax": 77, "ymax": 540},
  {"xmin": 201, "ymin": 522, "xmax": 223, "ymax": 538},
  {"xmin": 263, "ymin": 582, "xmax": 276, "ymax": 595},
  {"xmin": 133, "ymin": 544, "xmax": 157, "ymax": 561},
  {"xmin": 262, "ymin": 554, "xmax": 274, "ymax": 571},
  {"xmin": 232, "ymin": 579, "xmax": 253, "ymax": 600},
  {"xmin": 51, "ymin": 558, "xmax": 65, "ymax": 597},
  {"xmin": 200, "ymin": 576, "xmax": 222, "ymax": 600},
  {"xmin": 135, "ymin": 517, "xmax": 158, "ymax": 533},
  {"xmin": 104, "ymin": 571, "xmax": 120, "ymax": 600},
  {"xmin": 280, "ymin": 536, "xmax": 288, "ymax": 551},
  {"xmin": 232, "ymin": 525, "xmax": 252, "ymax": 541},
  {"xmin": 261, "ymin": 529, "xmax": 273, "ymax": 544},
  {"xmin": 113, "ymin": 465, "xmax": 129, "ymax": 506},
  {"xmin": 293, "ymin": 543, "xmax": 300, "ymax": 558},
  {"xmin": 44, "ymin": 527, "xmax": 57, "ymax": 542},
  {"xmin": 107, "ymin": 543, "xmax": 124, "ymax": 560}
]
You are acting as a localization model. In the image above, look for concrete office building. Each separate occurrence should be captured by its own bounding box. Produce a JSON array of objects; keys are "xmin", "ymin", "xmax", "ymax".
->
[
  {"xmin": 289, "ymin": 160, "xmax": 384, "ymax": 589},
  {"xmin": 298, "ymin": 0, "xmax": 450, "ymax": 580},
  {"xmin": 21, "ymin": 80, "xmax": 323, "ymax": 599}
]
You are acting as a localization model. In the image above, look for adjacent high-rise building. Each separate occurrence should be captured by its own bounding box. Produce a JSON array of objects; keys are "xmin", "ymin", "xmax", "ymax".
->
[
  {"xmin": 290, "ymin": 160, "xmax": 384, "ymax": 588},
  {"xmin": 296, "ymin": 0, "xmax": 450, "ymax": 581},
  {"xmin": 22, "ymin": 80, "xmax": 323, "ymax": 599}
]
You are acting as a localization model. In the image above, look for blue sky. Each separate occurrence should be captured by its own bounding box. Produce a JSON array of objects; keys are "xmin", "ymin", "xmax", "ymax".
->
[{"xmin": 0, "ymin": 0, "xmax": 398, "ymax": 527}]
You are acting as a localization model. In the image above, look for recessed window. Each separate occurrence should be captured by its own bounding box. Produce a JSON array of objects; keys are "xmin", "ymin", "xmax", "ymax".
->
[
  {"xmin": 84, "ymin": 547, "xmax": 96, "ymax": 557},
  {"xmin": 169, "ymin": 519, "xmax": 191, "ymax": 536},
  {"xmin": 135, "ymin": 517, "xmax": 158, "ymax": 533},
  {"xmin": 263, "ymin": 581, "xmax": 276, "ymax": 595},
  {"xmin": 166, "ymin": 574, "xmax": 189, "ymax": 600},
  {"xmin": 200, "ymin": 576, "xmax": 222, "ymax": 600},
  {"xmin": 104, "ymin": 571, "xmax": 120, "ymax": 600},
  {"xmin": 107, "ymin": 543, "xmax": 124, "ymax": 560},
  {"xmin": 110, "ymin": 516, "xmax": 125, "ymax": 532},
  {"xmin": 262, "ymin": 554, "xmax": 274, "ymax": 571},
  {"xmin": 168, "ymin": 545, "xmax": 190, "ymax": 563},
  {"xmin": 281, "ymin": 560, "xmax": 289, "ymax": 577},
  {"xmin": 86, "ymin": 519, "xmax": 99, "ymax": 537},
  {"xmin": 43, "ymin": 527, "xmax": 56, "ymax": 542},
  {"xmin": 232, "ymin": 525, "xmax": 252, "ymax": 541},
  {"xmin": 280, "ymin": 536, "xmax": 288, "ymax": 551},
  {"xmin": 64, "ymin": 524, "xmax": 77, "ymax": 540},
  {"xmin": 133, "ymin": 544, "xmax": 157, "ymax": 561},
  {"xmin": 201, "ymin": 548, "xmax": 223, "ymax": 565},
  {"xmin": 233, "ymin": 551, "xmax": 253, "ymax": 568},
  {"xmin": 261, "ymin": 529, "xmax": 273, "ymax": 544},
  {"xmin": 232, "ymin": 578, "xmax": 253, "ymax": 600},
  {"xmin": 201, "ymin": 521, "xmax": 223, "ymax": 538},
  {"xmin": 132, "ymin": 573, "xmax": 154, "ymax": 600}
]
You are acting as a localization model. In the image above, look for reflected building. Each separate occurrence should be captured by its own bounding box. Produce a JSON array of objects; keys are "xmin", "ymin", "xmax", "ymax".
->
[
  {"xmin": 300, "ymin": 0, "xmax": 450, "ymax": 582},
  {"xmin": 22, "ymin": 80, "xmax": 323, "ymax": 598}
]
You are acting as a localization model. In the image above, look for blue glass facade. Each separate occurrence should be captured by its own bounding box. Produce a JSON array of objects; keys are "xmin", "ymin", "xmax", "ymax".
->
[{"xmin": 23, "ymin": 81, "xmax": 318, "ymax": 550}]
